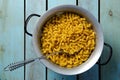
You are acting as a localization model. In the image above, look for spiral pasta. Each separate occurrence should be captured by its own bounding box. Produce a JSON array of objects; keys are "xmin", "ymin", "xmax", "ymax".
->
[{"xmin": 41, "ymin": 12, "xmax": 96, "ymax": 68}]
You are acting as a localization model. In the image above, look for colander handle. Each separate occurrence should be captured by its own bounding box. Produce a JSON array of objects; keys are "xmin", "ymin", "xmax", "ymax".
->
[
  {"xmin": 97, "ymin": 43, "xmax": 113, "ymax": 65},
  {"xmin": 25, "ymin": 14, "xmax": 40, "ymax": 36}
]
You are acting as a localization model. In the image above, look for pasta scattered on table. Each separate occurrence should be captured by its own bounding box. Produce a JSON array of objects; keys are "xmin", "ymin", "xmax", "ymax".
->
[{"xmin": 40, "ymin": 12, "xmax": 96, "ymax": 68}]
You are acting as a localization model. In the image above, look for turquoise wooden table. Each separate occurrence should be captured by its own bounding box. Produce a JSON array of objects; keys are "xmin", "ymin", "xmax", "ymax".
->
[{"xmin": 0, "ymin": 0, "xmax": 120, "ymax": 80}]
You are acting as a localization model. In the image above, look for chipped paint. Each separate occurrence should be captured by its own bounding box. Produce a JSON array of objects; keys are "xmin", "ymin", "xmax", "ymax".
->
[
  {"xmin": 0, "ymin": 45, "xmax": 5, "ymax": 61},
  {"xmin": 0, "ymin": 45, "xmax": 5, "ymax": 53},
  {"xmin": 0, "ymin": 11, "xmax": 3, "ymax": 18},
  {"xmin": 109, "ymin": 10, "xmax": 113, "ymax": 16}
]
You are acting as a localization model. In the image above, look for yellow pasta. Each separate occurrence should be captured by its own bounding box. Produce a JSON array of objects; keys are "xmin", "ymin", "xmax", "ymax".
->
[{"xmin": 40, "ymin": 12, "xmax": 96, "ymax": 68}]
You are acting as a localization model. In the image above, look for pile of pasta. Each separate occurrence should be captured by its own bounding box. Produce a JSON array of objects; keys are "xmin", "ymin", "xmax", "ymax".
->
[{"xmin": 41, "ymin": 12, "xmax": 96, "ymax": 68}]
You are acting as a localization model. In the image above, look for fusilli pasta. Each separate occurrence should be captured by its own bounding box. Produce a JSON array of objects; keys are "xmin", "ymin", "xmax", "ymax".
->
[{"xmin": 40, "ymin": 12, "xmax": 96, "ymax": 68}]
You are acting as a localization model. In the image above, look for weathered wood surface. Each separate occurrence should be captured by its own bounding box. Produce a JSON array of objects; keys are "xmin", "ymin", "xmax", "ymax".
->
[
  {"xmin": 100, "ymin": 0, "xmax": 120, "ymax": 80},
  {"xmin": 26, "ymin": 0, "xmax": 46, "ymax": 80},
  {"xmin": 0, "ymin": 0, "xmax": 24, "ymax": 80}
]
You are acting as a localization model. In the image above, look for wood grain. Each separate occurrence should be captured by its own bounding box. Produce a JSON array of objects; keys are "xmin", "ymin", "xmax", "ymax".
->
[
  {"xmin": 0, "ymin": 0, "xmax": 24, "ymax": 80},
  {"xmin": 100, "ymin": 0, "xmax": 120, "ymax": 80},
  {"xmin": 48, "ymin": 0, "xmax": 76, "ymax": 9},
  {"xmin": 25, "ymin": 0, "xmax": 46, "ymax": 80},
  {"xmin": 48, "ymin": 69, "xmax": 76, "ymax": 80}
]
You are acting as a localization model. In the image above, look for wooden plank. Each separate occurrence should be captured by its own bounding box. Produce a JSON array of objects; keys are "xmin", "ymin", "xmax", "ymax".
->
[
  {"xmin": 78, "ymin": 0, "xmax": 99, "ymax": 80},
  {"xmin": 0, "ymin": 0, "xmax": 24, "ymax": 80},
  {"xmin": 48, "ymin": 0, "xmax": 76, "ymax": 9},
  {"xmin": 48, "ymin": 69, "xmax": 77, "ymax": 80},
  {"xmin": 47, "ymin": 0, "xmax": 76, "ymax": 80},
  {"xmin": 25, "ymin": 0, "xmax": 46, "ymax": 80},
  {"xmin": 100, "ymin": 0, "xmax": 120, "ymax": 80},
  {"xmin": 78, "ymin": 65, "xmax": 98, "ymax": 80},
  {"xmin": 78, "ymin": 0, "xmax": 98, "ymax": 19}
]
